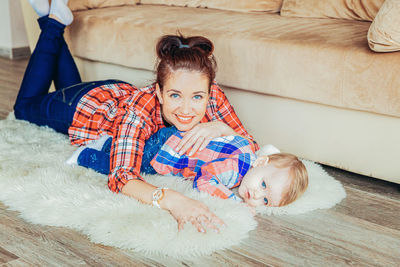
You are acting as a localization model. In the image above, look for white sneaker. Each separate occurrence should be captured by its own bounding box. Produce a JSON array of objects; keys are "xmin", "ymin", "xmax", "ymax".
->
[
  {"xmin": 50, "ymin": 0, "xmax": 73, "ymax": 25},
  {"xmin": 28, "ymin": 0, "xmax": 50, "ymax": 17}
]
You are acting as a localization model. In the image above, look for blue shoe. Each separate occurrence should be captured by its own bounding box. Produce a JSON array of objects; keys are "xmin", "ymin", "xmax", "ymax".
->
[
  {"xmin": 77, "ymin": 148, "xmax": 110, "ymax": 175},
  {"xmin": 66, "ymin": 135, "xmax": 112, "ymax": 165}
]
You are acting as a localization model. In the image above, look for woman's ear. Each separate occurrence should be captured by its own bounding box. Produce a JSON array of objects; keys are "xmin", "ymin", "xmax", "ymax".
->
[
  {"xmin": 253, "ymin": 155, "xmax": 269, "ymax": 167},
  {"xmin": 155, "ymin": 83, "xmax": 163, "ymax": 104}
]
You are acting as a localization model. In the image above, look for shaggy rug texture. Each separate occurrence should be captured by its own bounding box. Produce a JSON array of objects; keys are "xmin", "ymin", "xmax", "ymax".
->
[{"xmin": 0, "ymin": 114, "xmax": 345, "ymax": 258}]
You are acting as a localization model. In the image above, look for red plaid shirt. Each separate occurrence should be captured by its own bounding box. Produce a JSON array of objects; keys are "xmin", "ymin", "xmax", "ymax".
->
[{"xmin": 68, "ymin": 81, "xmax": 259, "ymax": 193}]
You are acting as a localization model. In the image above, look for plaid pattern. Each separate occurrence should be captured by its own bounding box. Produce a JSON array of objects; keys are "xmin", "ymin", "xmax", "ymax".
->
[
  {"xmin": 151, "ymin": 133, "xmax": 257, "ymax": 200},
  {"xmin": 68, "ymin": 81, "xmax": 259, "ymax": 193}
]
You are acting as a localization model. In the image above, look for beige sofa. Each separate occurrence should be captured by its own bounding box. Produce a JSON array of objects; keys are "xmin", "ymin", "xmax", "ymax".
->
[{"xmin": 20, "ymin": 0, "xmax": 400, "ymax": 183}]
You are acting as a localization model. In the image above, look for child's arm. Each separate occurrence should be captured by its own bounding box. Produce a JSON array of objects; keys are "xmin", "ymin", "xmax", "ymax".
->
[
  {"xmin": 193, "ymin": 153, "xmax": 253, "ymax": 201},
  {"xmin": 150, "ymin": 132, "xmax": 197, "ymax": 177}
]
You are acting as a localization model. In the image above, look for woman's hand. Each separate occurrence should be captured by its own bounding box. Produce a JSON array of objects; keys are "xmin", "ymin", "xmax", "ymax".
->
[
  {"xmin": 162, "ymin": 190, "xmax": 225, "ymax": 233},
  {"xmin": 176, "ymin": 121, "xmax": 236, "ymax": 156},
  {"xmin": 122, "ymin": 180, "xmax": 225, "ymax": 233}
]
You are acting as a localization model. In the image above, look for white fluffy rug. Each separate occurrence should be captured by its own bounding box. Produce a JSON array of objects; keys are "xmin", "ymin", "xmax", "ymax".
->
[{"xmin": 0, "ymin": 114, "xmax": 345, "ymax": 258}]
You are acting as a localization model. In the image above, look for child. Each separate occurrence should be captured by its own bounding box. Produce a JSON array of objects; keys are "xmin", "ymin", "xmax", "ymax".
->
[
  {"xmin": 69, "ymin": 128, "xmax": 308, "ymax": 207},
  {"xmin": 150, "ymin": 131, "xmax": 308, "ymax": 207}
]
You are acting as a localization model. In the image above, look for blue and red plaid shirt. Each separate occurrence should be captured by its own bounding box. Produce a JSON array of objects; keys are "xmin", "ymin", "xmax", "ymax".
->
[
  {"xmin": 151, "ymin": 133, "xmax": 257, "ymax": 200},
  {"xmin": 68, "ymin": 81, "xmax": 259, "ymax": 193}
]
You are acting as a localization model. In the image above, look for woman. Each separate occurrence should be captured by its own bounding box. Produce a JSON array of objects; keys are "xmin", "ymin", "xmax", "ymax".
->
[{"xmin": 16, "ymin": 0, "xmax": 258, "ymax": 233}]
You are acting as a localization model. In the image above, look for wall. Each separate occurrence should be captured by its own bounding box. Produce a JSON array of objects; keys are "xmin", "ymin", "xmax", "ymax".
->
[
  {"xmin": 0, "ymin": 0, "xmax": 29, "ymax": 59},
  {"xmin": 0, "ymin": 1, "xmax": 12, "ymax": 49}
]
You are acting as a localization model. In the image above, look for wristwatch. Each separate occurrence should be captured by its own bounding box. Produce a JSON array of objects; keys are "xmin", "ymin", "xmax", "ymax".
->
[{"xmin": 152, "ymin": 187, "xmax": 168, "ymax": 209}]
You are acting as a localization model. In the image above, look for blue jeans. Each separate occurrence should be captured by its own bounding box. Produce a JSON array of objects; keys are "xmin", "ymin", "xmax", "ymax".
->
[{"xmin": 14, "ymin": 16, "xmax": 119, "ymax": 133}]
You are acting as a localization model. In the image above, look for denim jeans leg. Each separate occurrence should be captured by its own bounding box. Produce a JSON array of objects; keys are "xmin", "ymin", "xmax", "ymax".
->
[
  {"xmin": 18, "ymin": 92, "xmax": 76, "ymax": 134},
  {"xmin": 16, "ymin": 81, "xmax": 100, "ymax": 134},
  {"xmin": 15, "ymin": 18, "xmax": 65, "ymax": 107},
  {"xmin": 13, "ymin": 17, "xmax": 85, "ymax": 134},
  {"xmin": 37, "ymin": 16, "xmax": 82, "ymax": 90}
]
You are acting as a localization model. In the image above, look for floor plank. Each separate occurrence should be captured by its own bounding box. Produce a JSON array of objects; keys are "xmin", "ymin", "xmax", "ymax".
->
[
  {"xmin": 0, "ymin": 246, "xmax": 19, "ymax": 265},
  {"xmin": 334, "ymin": 186, "xmax": 400, "ymax": 230},
  {"xmin": 0, "ymin": 258, "xmax": 36, "ymax": 267},
  {"xmin": 325, "ymin": 165, "xmax": 400, "ymax": 202},
  {"xmin": 234, "ymin": 212, "xmax": 399, "ymax": 267}
]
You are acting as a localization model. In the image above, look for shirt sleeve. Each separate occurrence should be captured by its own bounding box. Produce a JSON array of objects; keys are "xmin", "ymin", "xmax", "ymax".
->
[
  {"xmin": 150, "ymin": 133, "xmax": 196, "ymax": 178},
  {"xmin": 107, "ymin": 108, "xmax": 150, "ymax": 193},
  {"xmin": 193, "ymin": 156, "xmax": 245, "ymax": 201},
  {"xmin": 211, "ymin": 83, "xmax": 260, "ymax": 151}
]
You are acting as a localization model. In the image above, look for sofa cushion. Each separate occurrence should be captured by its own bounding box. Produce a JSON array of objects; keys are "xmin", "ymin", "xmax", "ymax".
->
[
  {"xmin": 140, "ymin": 0, "xmax": 283, "ymax": 13},
  {"xmin": 281, "ymin": 0, "xmax": 385, "ymax": 21},
  {"xmin": 368, "ymin": 0, "xmax": 400, "ymax": 52},
  {"xmin": 68, "ymin": 0, "xmax": 139, "ymax": 11},
  {"xmin": 65, "ymin": 5, "xmax": 400, "ymax": 118}
]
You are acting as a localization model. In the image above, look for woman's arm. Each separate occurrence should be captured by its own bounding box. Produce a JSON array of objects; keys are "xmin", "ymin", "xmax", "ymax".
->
[
  {"xmin": 109, "ymin": 109, "xmax": 224, "ymax": 233},
  {"xmin": 122, "ymin": 179, "xmax": 224, "ymax": 233}
]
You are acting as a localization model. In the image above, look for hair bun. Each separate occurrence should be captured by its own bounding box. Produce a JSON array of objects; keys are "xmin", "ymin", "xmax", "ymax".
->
[
  {"xmin": 156, "ymin": 35, "xmax": 182, "ymax": 60},
  {"xmin": 187, "ymin": 36, "xmax": 214, "ymax": 57},
  {"xmin": 156, "ymin": 34, "xmax": 214, "ymax": 59}
]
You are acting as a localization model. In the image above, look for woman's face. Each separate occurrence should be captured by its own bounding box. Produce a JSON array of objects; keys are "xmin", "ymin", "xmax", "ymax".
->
[{"xmin": 156, "ymin": 69, "xmax": 209, "ymax": 131}]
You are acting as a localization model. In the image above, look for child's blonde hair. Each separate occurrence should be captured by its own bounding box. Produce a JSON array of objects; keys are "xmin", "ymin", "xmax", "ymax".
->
[{"xmin": 267, "ymin": 153, "xmax": 308, "ymax": 206}]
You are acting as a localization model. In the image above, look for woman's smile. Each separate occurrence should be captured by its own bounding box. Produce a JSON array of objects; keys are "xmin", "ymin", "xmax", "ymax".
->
[{"xmin": 175, "ymin": 114, "xmax": 194, "ymax": 124}]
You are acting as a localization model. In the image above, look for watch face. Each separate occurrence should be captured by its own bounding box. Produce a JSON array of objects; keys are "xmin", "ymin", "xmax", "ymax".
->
[
  {"xmin": 152, "ymin": 188, "xmax": 167, "ymax": 209},
  {"xmin": 153, "ymin": 189, "xmax": 163, "ymax": 200}
]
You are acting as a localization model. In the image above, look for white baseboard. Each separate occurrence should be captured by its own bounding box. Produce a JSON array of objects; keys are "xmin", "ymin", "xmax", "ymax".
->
[{"xmin": 0, "ymin": 46, "xmax": 30, "ymax": 59}]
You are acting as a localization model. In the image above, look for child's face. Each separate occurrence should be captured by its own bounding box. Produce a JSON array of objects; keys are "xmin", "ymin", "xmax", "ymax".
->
[{"xmin": 238, "ymin": 156, "xmax": 291, "ymax": 207}]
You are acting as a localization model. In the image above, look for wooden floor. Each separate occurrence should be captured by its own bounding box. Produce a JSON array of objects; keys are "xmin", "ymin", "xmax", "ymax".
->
[{"xmin": 1, "ymin": 57, "xmax": 399, "ymax": 267}]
